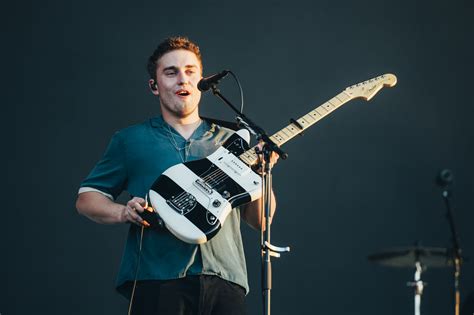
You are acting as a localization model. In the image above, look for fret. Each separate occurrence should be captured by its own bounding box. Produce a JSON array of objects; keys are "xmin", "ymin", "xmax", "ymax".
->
[
  {"xmin": 288, "ymin": 125, "xmax": 299, "ymax": 133},
  {"xmin": 282, "ymin": 127, "xmax": 294, "ymax": 137},
  {"xmin": 299, "ymin": 116, "xmax": 312, "ymax": 126},
  {"xmin": 275, "ymin": 133, "xmax": 286, "ymax": 141},
  {"xmin": 324, "ymin": 102, "xmax": 333, "ymax": 110},
  {"xmin": 309, "ymin": 110, "xmax": 322, "ymax": 120},
  {"xmin": 247, "ymin": 152, "xmax": 257, "ymax": 161},
  {"xmin": 316, "ymin": 107, "xmax": 329, "ymax": 116},
  {"xmin": 270, "ymin": 135, "xmax": 283, "ymax": 145},
  {"xmin": 329, "ymin": 96, "xmax": 342, "ymax": 107},
  {"xmin": 275, "ymin": 131, "xmax": 288, "ymax": 141},
  {"xmin": 296, "ymin": 118, "xmax": 308, "ymax": 130},
  {"xmin": 277, "ymin": 129, "xmax": 290, "ymax": 141},
  {"xmin": 303, "ymin": 113, "xmax": 317, "ymax": 123},
  {"xmin": 281, "ymin": 129, "xmax": 293, "ymax": 142},
  {"xmin": 322, "ymin": 102, "xmax": 334, "ymax": 112},
  {"xmin": 240, "ymin": 151, "xmax": 257, "ymax": 165},
  {"xmin": 245, "ymin": 150, "xmax": 258, "ymax": 165},
  {"xmin": 337, "ymin": 91, "xmax": 350, "ymax": 102}
]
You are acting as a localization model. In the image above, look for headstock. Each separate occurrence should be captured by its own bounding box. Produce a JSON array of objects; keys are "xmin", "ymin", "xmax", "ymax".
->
[{"xmin": 345, "ymin": 73, "xmax": 397, "ymax": 101}]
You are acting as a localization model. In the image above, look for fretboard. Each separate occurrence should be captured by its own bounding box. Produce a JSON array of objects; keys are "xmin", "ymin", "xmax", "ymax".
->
[{"xmin": 239, "ymin": 90, "xmax": 352, "ymax": 165}]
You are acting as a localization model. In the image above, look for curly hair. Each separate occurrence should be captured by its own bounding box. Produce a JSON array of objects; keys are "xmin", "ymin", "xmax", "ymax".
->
[{"xmin": 147, "ymin": 36, "xmax": 202, "ymax": 81}]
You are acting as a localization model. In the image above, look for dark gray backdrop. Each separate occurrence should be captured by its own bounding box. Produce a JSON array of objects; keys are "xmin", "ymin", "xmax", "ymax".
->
[{"xmin": 2, "ymin": 0, "xmax": 473, "ymax": 314}]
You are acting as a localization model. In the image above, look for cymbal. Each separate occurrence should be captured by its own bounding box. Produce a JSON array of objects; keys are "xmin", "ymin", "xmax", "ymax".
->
[{"xmin": 368, "ymin": 246, "xmax": 453, "ymax": 268}]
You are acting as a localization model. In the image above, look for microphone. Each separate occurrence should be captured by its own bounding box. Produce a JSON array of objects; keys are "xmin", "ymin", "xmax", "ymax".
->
[
  {"xmin": 198, "ymin": 70, "xmax": 230, "ymax": 91},
  {"xmin": 436, "ymin": 169, "xmax": 454, "ymax": 187}
]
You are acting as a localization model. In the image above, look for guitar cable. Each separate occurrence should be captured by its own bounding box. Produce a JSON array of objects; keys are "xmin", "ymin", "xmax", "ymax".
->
[{"xmin": 127, "ymin": 224, "xmax": 145, "ymax": 315}]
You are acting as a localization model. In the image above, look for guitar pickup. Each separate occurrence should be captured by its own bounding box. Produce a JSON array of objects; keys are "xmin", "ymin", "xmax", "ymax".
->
[{"xmin": 194, "ymin": 179, "xmax": 214, "ymax": 195}]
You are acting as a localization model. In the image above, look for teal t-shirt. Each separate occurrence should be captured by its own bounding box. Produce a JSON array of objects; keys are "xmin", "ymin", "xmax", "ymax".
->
[{"xmin": 79, "ymin": 116, "xmax": 249, "ymax": 297}]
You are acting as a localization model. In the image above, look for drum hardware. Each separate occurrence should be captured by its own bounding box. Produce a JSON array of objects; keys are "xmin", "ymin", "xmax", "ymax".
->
[{"xmin": 368, "ymin": 244, "xmax": 453, "ymax": 315}]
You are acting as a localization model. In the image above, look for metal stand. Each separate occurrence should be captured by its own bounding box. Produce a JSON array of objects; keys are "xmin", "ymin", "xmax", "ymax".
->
[
  {"xmin": 407, "ymin": 261, "xmax": 426, "ymax": 315},
  {"xmin": 209, "ymin": 84, "xmax": 290, "ymax": 315},
  {"xmin": 369, "ymin": 244, "xmax": 454, "ymax": 315},
  {"xmin": 437, "ymin": 169, "xmax": 463, "ymax": 315},
  {"xmin": 258, "ymin": 144, "xmax": 290, "ymax": 315},
  {"xmin": 442, "ymin": 190, "xmax": 462, "ymax": 315}
]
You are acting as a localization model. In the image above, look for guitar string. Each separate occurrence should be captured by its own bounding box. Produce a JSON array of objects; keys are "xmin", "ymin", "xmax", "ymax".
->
[
  {"xmin": 204, "ymin": 170, "xmax": 228, "ymax": 187},
  {"xmin": 202, "ymin": 169, "xmax": 225, "ymax": 182},
  {"xmin": 161, "ymin": 121, "xmax": 231, "ymax": 202},
  {"xmin": 162, "ymin": 121, "xmax": 231, "ymax": 186},
  {"xmin": 207, "ymin": 173, "xmax": 228, "ymax": 186},
  {"xmin": 201, "ymin": 168, "xmax": 221, "ymax": 181},
  {"xmin": 162, "ymin": 122, "xmax": 243, "ymax": 194},
  {"xmin": 172, "ymin": 194, "xmax": 187, "ymax": 202},
  {"xmin": 202, "ymin": 169, "xmax": 228, "ymax": 186}
]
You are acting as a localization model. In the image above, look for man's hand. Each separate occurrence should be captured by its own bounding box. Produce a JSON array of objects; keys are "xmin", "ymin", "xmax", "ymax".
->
[
  {"xmin": 253, "ymin": 142, "xmax": 280, "ymax": 174},
  {"xmin": 76, "ymin": 192, "xmax": 150, "ymax": 226},
  {"xmin": 121, "ymin": 197, "xmax": 147, "ymax": 226}
]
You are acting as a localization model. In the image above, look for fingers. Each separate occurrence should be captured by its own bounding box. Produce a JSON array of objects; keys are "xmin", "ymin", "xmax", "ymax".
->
[
  {"xmin": 255, "ymin": 143, "xmax": 279, "ymax": 166},
  {"xmin": 270, "ymin": 152, "xmax": 279, "ymax": 165},
  {"xmin": 127, "ymin": 197, "xmax": 146, "ymax": 213},
  {"xmin": 124, "ymin": 197, "xmax": 147, "ymax": 226}
]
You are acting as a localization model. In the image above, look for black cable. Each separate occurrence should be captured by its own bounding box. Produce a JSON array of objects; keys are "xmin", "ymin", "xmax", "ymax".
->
[{"xmin": 228, "ymin": 70, "xmax": 244, "ymax": 114}]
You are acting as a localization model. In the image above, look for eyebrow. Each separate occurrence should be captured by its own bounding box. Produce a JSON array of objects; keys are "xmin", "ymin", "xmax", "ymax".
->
[{"xmin": 162, "ymin": 65, "xmax": 199, "ymax": 72}]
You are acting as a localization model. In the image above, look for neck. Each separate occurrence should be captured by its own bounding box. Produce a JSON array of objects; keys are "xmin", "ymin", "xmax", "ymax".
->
[{"xmin": 163, "ymin": 113, "xmax": 202, "ymax": 140}]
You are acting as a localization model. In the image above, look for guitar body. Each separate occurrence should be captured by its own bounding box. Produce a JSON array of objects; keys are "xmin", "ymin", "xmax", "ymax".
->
[{"xmin": 147, "ymin": 130, "xmax": 262, "ymax": 244}]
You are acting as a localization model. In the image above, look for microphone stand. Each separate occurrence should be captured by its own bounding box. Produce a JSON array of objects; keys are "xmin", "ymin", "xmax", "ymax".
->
[
  {"xmin": 438, "ymin": 172, "xmax": 463, "ymax": 315},
  {"xmin": 442, "ymin": 189, "xmax": 463, "ymax": 315},
  {"xmin": 210, "ymin": 84, "xmax": 290, "ymax": 315}
]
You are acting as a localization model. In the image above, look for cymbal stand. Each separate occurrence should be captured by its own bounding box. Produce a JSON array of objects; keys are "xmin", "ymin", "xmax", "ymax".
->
[{"xmin": 407, "ymin": 261, "xmax": 425, "ymax": 315}]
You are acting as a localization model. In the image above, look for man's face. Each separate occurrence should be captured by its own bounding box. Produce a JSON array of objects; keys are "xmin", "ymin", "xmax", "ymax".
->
[{"xmin": 153, "ymin": 49, "xmax": 202, "ymax": 119}]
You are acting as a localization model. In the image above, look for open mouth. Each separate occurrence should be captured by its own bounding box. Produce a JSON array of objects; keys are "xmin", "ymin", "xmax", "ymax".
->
[{"xmin": 175, "ymin": 89, "xmax": 190, "ymax": 97}]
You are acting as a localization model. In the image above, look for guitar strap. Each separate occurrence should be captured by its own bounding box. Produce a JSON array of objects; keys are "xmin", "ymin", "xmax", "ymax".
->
[{"xmin": 201, "ymin": 116, "xmax": 239, "ymax": 131}]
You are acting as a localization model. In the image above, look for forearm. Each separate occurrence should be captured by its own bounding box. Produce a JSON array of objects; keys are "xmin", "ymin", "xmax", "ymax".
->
[
  {"xmin": 76, "ymin": 191, "xmax": 125, "ymax": 224},
  {"xmin": 241, "ymin": 189, "xmax": 276, "ymax": 230}
]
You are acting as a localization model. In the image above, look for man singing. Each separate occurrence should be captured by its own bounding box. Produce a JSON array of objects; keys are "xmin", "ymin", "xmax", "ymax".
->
[{"xmin": 76, "ymin": 36, "xmax": 276, "ymax": 314}]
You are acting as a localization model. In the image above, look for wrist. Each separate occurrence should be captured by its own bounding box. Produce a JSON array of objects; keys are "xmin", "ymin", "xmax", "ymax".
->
[{"xmin": 116, "ymin": 204, "xmax": 128, "ymax": 224}]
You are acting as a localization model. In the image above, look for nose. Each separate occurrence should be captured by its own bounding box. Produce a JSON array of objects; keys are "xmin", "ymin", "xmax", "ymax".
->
[{"xmin": 177, "ymin": 70, "xmax": 189, "ymax": 85}]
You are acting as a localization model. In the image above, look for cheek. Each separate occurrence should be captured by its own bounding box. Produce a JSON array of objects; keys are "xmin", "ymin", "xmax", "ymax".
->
[
  {"xmin": 157, "ymin": 78, "xmax": 174, "ymax": 90},
  {"xmin": 191, "ymin": 75, "xmax": 202, "ymax": 85},
  {"xmin": 193, "ymin": 93, "xmax": 202, "ymax": 104}
]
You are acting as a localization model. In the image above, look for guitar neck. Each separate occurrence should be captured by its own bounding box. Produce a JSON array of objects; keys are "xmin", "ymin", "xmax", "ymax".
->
[{"xmin": 239, "ymin": 90, "xmax": 353, "ymax": 165}]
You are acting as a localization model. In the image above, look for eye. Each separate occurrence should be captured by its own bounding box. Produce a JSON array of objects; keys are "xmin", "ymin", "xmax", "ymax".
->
[{"xmin": 164, "ymin": 70, "xmax": 176, "ymax": 76}]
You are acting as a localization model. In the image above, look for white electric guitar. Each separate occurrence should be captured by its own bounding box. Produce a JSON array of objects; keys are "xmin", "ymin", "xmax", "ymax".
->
[{"xmin": 147, "ymin": 74, "xmax": 397, "ymax": 244}]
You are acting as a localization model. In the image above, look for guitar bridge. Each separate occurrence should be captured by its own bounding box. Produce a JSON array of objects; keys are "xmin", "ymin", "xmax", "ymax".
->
[
  {"xmin": 166, "ymin": 193, "xmax": 197, "ymax": 215},
  {"xmin": 194, "ymin": 179, "xmax": 214, "ymax": 195}
]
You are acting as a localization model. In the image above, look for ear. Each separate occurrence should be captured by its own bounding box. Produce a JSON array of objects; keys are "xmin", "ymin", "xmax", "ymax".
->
[{"xmin": 148, "ymin": 79, "xmax": 159, "ymax": 95}]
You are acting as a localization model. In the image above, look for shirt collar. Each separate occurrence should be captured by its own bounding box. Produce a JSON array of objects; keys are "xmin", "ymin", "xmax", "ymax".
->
[{"xmin": 149, "ymin": 115, "xmax": 214, "ymax": 140}]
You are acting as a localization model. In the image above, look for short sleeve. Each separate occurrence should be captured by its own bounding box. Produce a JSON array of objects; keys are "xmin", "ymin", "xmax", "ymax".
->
[{"xmin": 79, "ymin": 131, "xmax": 128, "ymax": 200}]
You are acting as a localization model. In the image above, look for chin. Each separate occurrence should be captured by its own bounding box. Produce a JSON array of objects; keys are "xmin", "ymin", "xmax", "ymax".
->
[{"xmin": 175, "ymin": 108, "xmax": 198, "ymax": 118}]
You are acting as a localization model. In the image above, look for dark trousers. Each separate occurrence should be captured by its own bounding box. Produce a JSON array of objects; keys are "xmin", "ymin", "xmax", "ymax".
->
[{"xmin": 130, "ymin": 275, "xmax": 247, "ymax": 315}]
